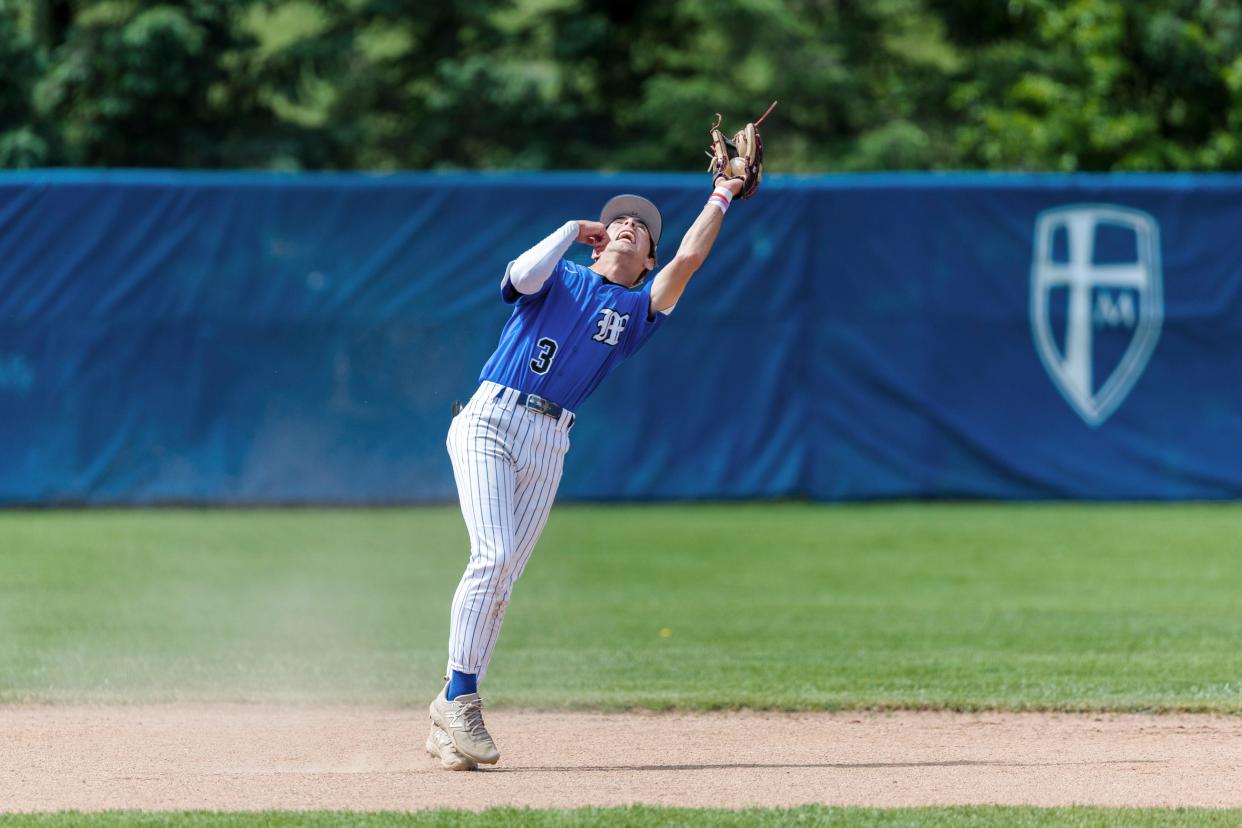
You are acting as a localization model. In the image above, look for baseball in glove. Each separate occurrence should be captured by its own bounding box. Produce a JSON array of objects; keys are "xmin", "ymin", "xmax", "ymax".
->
[{"xmin": 706, "ymin": 100, "xmax": 777, "ymax": 200}]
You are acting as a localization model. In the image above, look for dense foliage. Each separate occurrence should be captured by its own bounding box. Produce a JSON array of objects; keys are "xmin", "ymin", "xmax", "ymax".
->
[{"xmin": 3, "ymin": 0, "xmax": 1241, "ymax": 171}]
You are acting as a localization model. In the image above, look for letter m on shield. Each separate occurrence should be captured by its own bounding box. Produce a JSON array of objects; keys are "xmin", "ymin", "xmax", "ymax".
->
[{"xmin": 1030, "ymin": 205, "xmax": 1163, "ymax": 427}]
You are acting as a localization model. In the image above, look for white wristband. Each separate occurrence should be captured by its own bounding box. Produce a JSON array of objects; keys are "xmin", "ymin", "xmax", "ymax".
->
[{"xmin": 707, "ymin": 185, "xmax": 733, "ymax": 215}]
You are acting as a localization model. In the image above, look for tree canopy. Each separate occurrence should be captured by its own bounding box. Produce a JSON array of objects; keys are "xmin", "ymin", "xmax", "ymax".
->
[{"xmin": 3, "ymin": 0, "xmax": 1240, "ymax": 171}]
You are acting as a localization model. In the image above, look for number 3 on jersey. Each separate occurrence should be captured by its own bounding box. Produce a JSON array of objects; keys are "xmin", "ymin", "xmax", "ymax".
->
[{"xmin": 529, "ymin": 337, "xmax": 558, "ymax": 374}]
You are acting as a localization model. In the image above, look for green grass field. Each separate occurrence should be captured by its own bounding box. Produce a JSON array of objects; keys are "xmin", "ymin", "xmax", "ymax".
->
[{"xmin": 1, "ymin": 503, "xmax": 1239, "ymax": 711}]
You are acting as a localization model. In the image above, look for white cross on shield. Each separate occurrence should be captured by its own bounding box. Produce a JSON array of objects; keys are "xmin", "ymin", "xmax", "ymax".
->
[{"xmin": 1030, "ymin": 204, "xmax": 1163, "ymax": 427}]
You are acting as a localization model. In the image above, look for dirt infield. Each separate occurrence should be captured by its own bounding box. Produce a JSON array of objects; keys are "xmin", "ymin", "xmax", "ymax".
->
[{"xmin": 3, "ymin": 705, "xmax": 1240, "ymax": 811}]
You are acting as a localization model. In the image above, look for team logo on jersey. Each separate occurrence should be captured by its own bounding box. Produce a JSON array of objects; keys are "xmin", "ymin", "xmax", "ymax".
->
[
  {"xmin": 1030, "ymin": 204, "xmax": 1163, "ymax": 427},
  {"xmin": 592, "ymin": 308, "xmax": 629, "ymax": 346}
]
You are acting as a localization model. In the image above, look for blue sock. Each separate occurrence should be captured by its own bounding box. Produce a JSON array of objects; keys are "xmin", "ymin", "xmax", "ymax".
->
[{"xmin": 447, "ymin": 670, "xmax": 478, "ymax": 699}]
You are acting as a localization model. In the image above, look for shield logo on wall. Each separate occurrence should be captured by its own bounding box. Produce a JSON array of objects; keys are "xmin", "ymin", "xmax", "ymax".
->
[{"xmin": 1030, "ymin": 205, "xmax": 1162, "ymax": 427}]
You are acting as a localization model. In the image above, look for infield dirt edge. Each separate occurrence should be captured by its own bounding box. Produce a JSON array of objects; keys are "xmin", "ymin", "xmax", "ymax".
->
[{"xmin": 4, "ymin": 705, "xmax": 1242, "ymax": 811}]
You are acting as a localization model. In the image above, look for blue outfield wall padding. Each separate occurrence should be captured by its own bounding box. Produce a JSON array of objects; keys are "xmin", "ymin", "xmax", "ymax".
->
[{"xmin": 1, "ymin": 169, "xmax": 1241, "ymax": 504}]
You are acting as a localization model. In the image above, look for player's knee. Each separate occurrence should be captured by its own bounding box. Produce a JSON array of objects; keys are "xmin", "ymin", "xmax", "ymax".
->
[
  {"xmin": 493, "ymin": 550, "xmax": 522, "ymax": 582},
  {"xmin": 468, "ymin": 545, "xmax": 520, "ymax": 580}
]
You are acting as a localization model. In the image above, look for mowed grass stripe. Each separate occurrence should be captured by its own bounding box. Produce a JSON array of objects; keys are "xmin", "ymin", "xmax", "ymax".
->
[
  {"xmin": 3, "ymin": 806, "xmax": 1242, "ymax": 827},
  {"xmin": 0, "ymin": 504, "xmax": 1239, "ymax": 711}
]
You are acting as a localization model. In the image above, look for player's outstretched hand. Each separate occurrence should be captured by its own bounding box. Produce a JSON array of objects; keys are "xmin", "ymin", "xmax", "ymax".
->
[
  {"xmin": 576, "ymin": 220, "xmax": 610, "ymax": 254},
  {"xmin": 716, "ymin": 177, "xmax": 745, "ymax": 198}
]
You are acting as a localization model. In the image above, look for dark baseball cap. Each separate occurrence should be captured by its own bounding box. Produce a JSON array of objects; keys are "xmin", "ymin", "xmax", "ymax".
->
[{"xmin": 600, "ymin": 194, "xmax": 662, "ymax": 246}]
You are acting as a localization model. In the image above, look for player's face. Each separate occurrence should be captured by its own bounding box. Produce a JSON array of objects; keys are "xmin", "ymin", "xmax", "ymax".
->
[
  {"xmin": 599, "ymin": 217, "xmax": 656, "ymax": 286},
  {"xmin": 607, "ymin": 216, "xmax": 650, "ymax": 251}
]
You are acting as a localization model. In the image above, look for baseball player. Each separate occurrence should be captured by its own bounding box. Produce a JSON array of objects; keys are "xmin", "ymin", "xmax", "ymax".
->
[{"xmin": 426, "ymin": 175, "xmax": 748, "ymax": 771}]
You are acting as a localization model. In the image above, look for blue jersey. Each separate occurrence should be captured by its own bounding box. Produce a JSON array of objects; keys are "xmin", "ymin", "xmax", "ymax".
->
[{"xmin": 478, "ymin": 258, "xmax": 667, "ymax": 410}]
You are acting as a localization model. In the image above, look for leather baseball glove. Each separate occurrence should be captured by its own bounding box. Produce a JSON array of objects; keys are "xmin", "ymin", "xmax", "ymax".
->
[{"xmin": 706, "ymin": 100, "xmax": 777, "ymax": 200}]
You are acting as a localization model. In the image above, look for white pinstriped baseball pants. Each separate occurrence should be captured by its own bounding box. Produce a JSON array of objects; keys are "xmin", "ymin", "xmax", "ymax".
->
[{"xmin": 445, "ymin": 381, "xmax": 572, "ymax": 679}]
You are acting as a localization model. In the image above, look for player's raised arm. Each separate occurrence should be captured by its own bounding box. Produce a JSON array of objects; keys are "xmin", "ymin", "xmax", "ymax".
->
[
  {"xmin": 648, "ymin": 177, "xmax": 744, "ymax": 315},
  {"xmin": 503, "ymin": 220, "xmax": 611, "ymax": 300},
  {"xmin": 649, "ymin": 105, "xmax": 772, "ymax": 316}
]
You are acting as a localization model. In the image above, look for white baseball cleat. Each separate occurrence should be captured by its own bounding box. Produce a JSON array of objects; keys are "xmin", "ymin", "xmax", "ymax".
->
[
  {"xmin": 425, "ymin": 723, "xmax": 478, "ymax": 771},
  {"xmin": 429, "ymin": 684, "xmax": 500, "ymax": 765}
]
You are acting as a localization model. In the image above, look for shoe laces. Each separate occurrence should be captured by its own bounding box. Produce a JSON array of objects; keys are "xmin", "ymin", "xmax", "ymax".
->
[{"xmin": 449, "ymin": 697, "xmax": 491, "ymax": 742}]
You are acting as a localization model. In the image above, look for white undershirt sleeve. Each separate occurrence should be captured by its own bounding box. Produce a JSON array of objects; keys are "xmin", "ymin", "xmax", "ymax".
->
[{"xmin": 504, "ymin": 220, "xmax": 579, "ymax": 295}]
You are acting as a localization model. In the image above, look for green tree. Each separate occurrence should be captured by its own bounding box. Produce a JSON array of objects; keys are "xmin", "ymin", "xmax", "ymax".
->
[
  {"xmin": 4, "ymin": 0, "xmax": 1242, "ymax": 172},
  {"xmin": 0, "ymin": 1, "xmax": 50, "ymax": 167},
  {"xmin": 31, "ymin": 0, "xmax": 323, "ymax": 167},
  {"xmin": 624, "ymin": 0, "xmax": 964, "ymax": 171},
  {"xmin": 290, "ymin": 0, "xmax": 687, "ymax": 170},
  {"xmin": 949, "ymin": 0, "xmax": 1242, "ymax": 170},
  {"xmin": 291, "ymin": 0, "xmax": 966, "ymax": 172}
]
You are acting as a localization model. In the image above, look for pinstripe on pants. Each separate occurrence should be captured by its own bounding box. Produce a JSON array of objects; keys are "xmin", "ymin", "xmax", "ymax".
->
[{"xmin": 445, "ymin": 381, "xmax": 572, "ymax": 679}]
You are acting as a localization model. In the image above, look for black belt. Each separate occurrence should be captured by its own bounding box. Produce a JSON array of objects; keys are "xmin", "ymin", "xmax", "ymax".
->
[{"xmin": 517, "ymin": 391, "xmax": 568, "ymax": 421}]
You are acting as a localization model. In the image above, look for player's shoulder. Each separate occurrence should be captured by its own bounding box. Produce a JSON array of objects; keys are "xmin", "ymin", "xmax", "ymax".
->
[
  {"xmin": 518, "ymin": 258, "xmax": 586, "ymax": 306},
  {"xmin": 555, "ymin": 259, "xmax": 599, "ymax": 298},
  {"xmin": 559, "ymin": 259, "xmax": 593, "ymax": 283}
]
